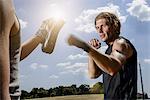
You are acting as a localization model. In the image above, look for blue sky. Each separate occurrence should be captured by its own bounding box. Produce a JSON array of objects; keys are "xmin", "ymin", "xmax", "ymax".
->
[{"xmin": 14, "ymin": 0, "xmax": 150, "ymax": 96}]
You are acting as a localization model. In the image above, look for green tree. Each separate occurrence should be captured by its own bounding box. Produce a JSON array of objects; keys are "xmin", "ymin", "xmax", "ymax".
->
[
  {"xmin": 62, "ymin": 87, "xmax": 74, "ymax": 95},
  {"xmin": 38, "ymin": 88, "xmax": 49, "ymax": 98},
  {"xmin": 21, "ymin": 90, "xmax": 30, "ymax": 99},
  {"xmin": 30, "ymin": 88, "xmax": 39, "ymax": 98},
  {"xmin": 78, "ymin": 84, "xmax": 90, "ymax": 94},
  {"xmin": 71, "ymin": 84, "xmax": 77, "ymax": 95},
  {"xmin": 90, "ymin": 82, "xmax": 104, "ymax": 94}
]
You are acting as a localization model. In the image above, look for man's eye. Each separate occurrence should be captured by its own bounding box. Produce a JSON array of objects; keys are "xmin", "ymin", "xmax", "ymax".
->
[{"xmin": 102, "ymin": 24, "xmax": 105, "ymax": 27}]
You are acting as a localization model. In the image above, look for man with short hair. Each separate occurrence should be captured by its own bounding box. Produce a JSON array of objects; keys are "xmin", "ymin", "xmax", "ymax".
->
[{"xmin": 68, "ymin": 12, "xmax": 137, "ymax": 99}]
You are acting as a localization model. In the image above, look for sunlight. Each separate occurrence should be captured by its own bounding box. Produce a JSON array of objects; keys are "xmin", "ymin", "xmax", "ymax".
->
[
  {"xmin": 49, "ymin": 4, "xmax": 66, "ymax": 22},
  {"xmin": 51, "ymin": 9, "xmax": 64, "ymax": 21}
]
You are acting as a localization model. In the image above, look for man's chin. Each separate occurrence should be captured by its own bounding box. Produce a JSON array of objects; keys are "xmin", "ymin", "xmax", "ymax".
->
[{"xmin": 101, "ymin": 38, "xmax": 106, "ymax": 42}]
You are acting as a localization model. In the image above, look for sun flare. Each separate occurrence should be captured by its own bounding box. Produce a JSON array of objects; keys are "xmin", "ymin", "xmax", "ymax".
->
[{"xmin": 49, "ymin": 4, "xmax": 66, "ymax": 21}]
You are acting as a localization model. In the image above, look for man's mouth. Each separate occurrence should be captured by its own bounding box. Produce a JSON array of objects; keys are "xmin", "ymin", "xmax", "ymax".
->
[{"xmin": 100, "ymin": 33, "xmax": 105, "ymax": 39}]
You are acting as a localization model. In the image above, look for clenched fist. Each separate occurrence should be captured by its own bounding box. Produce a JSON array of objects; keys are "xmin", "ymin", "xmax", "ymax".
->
[{"xmin": 89, "ymin": 38, "xmax": 101, "ymax": 49}]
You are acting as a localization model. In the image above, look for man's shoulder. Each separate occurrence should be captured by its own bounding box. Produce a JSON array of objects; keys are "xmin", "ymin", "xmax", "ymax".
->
[
  {"xmin": 113, "ymin": 37, "xmax": 134, "ymax": 59},
  {"xmin": 114, "ymin": 37, "xmax": 128, "ymax": 46},
  {"xmin": 114, "ymin": 36, "xmax": 134, "ymax": 48},
  {"xmin": 115, "ymin": 36, "xmax": 128, "ymax": 42},
  {"xmin": 10, "ymin": 15, "xmax": 20, "ymax": 36}
]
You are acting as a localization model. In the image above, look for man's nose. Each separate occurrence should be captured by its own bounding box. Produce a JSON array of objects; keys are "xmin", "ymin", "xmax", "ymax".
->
[{"xmin": 98, "ymin": 26, "xmax": 103, "ymax": 33}]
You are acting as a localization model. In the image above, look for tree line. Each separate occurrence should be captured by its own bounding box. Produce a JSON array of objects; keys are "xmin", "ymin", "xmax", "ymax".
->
[{"xmin": 21, "ymin": 82, "xmax": 104, "ymax": 99}]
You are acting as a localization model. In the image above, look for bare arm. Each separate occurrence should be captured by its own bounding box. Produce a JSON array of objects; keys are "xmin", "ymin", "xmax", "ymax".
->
[
  {"xmin": 20, "ymin": 18, "xmax": 60, "ymax": 61},
  {"xmin": 88, "ymin": 39, "xmax": 102, "ymax": 78},
  {"xmin": 88, "ymin": 48, "xmax": 120, "ymax": 76},
  {"xmin": 67, "ymin": 35, "xmax": 133, "ymax": 76},
  {"xmin": 68, "ymin": 35, "xmax": 103, "ymax": 78},
  {"xmin": 20, "ymin": 20, "xmax": 47, "ymax": 61},
  {"xmin": 0, "ymin": 0, "xmax": 15, "ymax": 99},
  {"xmin": 88, "ymin": 38, "xmax": 133, "ymax": 76},
  {"xmin": 20, "ymin": 35, "xmax": 42, "ymax": 61}
]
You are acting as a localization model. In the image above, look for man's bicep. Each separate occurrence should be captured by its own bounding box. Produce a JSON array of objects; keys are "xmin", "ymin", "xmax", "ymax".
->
[
  {"xmin": 110, "ymin": 50, "xmax": 127, "ymax": 65},
  {"xmin": 111, "ymin": 38, "xmax": 133, "ymax": 65}
]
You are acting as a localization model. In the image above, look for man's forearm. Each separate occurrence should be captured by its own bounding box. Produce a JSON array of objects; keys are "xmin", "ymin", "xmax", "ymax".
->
[
  {"xmin": 67, "ymin": 35, "xmax": 90, "ymax": 52},
  {"xmin": 67, "ymin": 35, "xmax": 121, "ymax": 76},
  {"xmin": 88, "ymin": 48, "xmax": 121, "ymax": 76},
  {"xmin": 20, "ymin": 35, "xmax": 42, "ymax": 61}
]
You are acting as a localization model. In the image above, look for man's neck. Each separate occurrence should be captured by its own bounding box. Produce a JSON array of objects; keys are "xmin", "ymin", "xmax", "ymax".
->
[{"xmin": 106, "ymin": 35, "xmax": 119, "ymax": 46}]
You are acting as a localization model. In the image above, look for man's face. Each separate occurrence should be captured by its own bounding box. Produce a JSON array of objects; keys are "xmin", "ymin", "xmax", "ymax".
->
[{"xmin": 95, "ymin": 18, "xmax": 113, "ymax": 42}]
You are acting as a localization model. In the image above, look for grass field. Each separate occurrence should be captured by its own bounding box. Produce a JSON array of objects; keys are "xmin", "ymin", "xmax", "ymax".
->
[{"xmin": 25, "ymin": 94, "xmax": 104, "ymax": 100}]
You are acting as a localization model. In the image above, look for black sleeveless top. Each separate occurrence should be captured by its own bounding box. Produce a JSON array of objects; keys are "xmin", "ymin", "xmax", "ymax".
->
[
  {"xmin": 103, "ymin": 37, "xmax": 137, "ymax": 100},
  {"xmin": 9, "ymin": 19, "xmax": 21, "ymax": 97}
]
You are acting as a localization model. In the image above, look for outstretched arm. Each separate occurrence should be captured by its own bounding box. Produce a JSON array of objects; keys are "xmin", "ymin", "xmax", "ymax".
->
[
  {"xmin": 68, "ymin": 35, "xmax": 102, "ymax": 78},
  {"xmin": 20, "ymin": 19, "xmax": 53, "ymax": 61},
  {"xmin": 67, "ymin": 35, "xmax": 133, "ymax": 76},
  {"xmin": 20, "ymin": 18, "xmax": 64, "ymax": 61},
  {"xmin": 20, "ymin": 34, "xmax": 43, "ymax": 61}
]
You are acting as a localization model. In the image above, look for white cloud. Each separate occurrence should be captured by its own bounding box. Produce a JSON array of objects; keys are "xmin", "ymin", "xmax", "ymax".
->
[
  {"xmin": 67, "ymin": 52, "xmax": 88, "ymax": 60},
  {"xmin": 30, "ymin": 63, "xmax": 48, "ymax": 70},
  {"xmin": 127, "ymin": 0, "xmax": 150, "ymax": 21},
  {"xmin": 49, "ymin": 75, "xmax": 59, "ymax": 79},
  {"xmin": 144, "ymin": 59, "xmax": 150, "ymax": 64},
  {"xmin": 56, "ymin": 62, "xmax": 71, "ymax": 67},
  {"xmin": 39, "ymin": 64, "xmax": 48, "ymax": 69},
  {"xmin": 19, "ymin": 19, "xmax": 28, "ymax": 29},
  {"xmin": 30, "ymin": 63, "xmax": 38, "ymax": 70},
  {"xmin": 59, "ymin": 71, "xmax": 68, "ymax": 75},
  {"xmin": 20, "ymin": 75, "xmax": 27, "ymax": 78},
  {"xmin": 60, "ymin": 67, "xmax": 87, "ymax": 75},
  {"xmin": 75, "ymin": 3, "xmax": 127, "ymax": 33},
  {"xmin": 65, "ymin": 62, "xmax": 88, "ymax": 69},
  {"xmin": 59, "ymin": 61, "xmax": 88, "ymax": 76}
]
